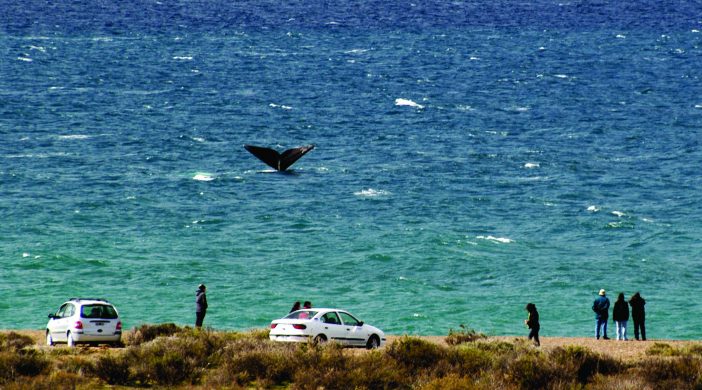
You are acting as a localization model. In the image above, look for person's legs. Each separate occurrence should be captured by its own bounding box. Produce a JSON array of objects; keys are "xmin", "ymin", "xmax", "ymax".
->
[
  {"xmin": 633, "ymin": 320, "xmax": 640, "ymax": 340},
  {"xmin": 615, "ymin": 321, "xmax": 622, "ymax": 340},
  {"xmin": 602, "ymin": 319, "xmax": 609, "ymax": 339},
  {"xmin": 528, "ymin": 328, "xmax": 540, "ymax": 346},
  {"xmin": 622, "ymin": 320, "xmax": 628, "ymax": 340},
  {"xmin": 640, "ymin": 321, "xmax": 646, "ymax": 341},
  {"xmin": 196, "ymin": 311, "xmax": 206, "ymax": 327},
  {"xmin": 595, "ymin": 319, "xmax": 601, "ymax": 339}
]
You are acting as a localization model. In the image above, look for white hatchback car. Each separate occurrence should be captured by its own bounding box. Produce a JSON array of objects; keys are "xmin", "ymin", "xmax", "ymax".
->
[
  {"xmin": 269, "ymin": 308, "xmax": 386, "ymax": 349},
  {"xmin": 46, "ymin": 298, "xmax": 122, "ymax": 347}
]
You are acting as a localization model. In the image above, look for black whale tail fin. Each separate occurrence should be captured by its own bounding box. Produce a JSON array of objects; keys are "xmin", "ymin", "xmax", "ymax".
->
[{"xmin": 244, "ymin": 144, "xmax": 315, "ymax": 171}]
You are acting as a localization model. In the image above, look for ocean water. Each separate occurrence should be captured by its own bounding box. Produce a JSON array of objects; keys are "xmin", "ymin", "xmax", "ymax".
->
[{"xmin": 1, "ymin": 1, "xmax": 701, "ymax": 339}]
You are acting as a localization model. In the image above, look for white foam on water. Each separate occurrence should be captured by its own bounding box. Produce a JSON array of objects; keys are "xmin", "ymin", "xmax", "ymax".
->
[
  {"xmin": 57, "ymin": 134, "xmax": 91, "ymax": 140},
  {"xmin": 616, "ymin": 34, "xmax": 626, "ymax": 39},
  {"xmin": 694, "ymin": 104, "xmax": 702, "ymax": 109},
  {"xmin": 524, "ymin": 162, "xmax": 539, "ymax": 169},
  {"xmin": 173, "ymin": 56, "xmax": 193, "ymax": 60},
  {"xmin": 354, "ymin": 188, "xmax": 391, "ymax": 197},
  {"xmin": 17, "ymin": 57, "xmax": 32, "ymax": 62},
  {"xmin": 476, "ymin": 235, "xmax": 513, "ymax": 244},
  {"xmin": 269, "ymin": 103, "xmax": 293, "ymax": 110},
  {"xmin": 395, "ymin": 98, "xmax": 424, "ymax": 109},
  {"xmin": 587, "ymin": 205, "xmax": 600, "ymax": 212},
  {"xmin": 193, "ymin": 173, "xmax": 215, "ymax": 181},
  {"xmin": 611, "ymin": 211, "xmax": 626, "ymax": 217}
]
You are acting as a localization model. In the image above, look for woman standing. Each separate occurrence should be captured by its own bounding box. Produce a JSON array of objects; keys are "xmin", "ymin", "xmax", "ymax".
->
[
  {"xmin": 629, "ymin": 292, "xmax": 646, "ymax": 340},
  {"xmin": 524, "ymin": 303, "xmax": 540, "ymax": 347},
  {"xmin": 612, "ymin": 293, "xmax": 629, "ymax": 340}
]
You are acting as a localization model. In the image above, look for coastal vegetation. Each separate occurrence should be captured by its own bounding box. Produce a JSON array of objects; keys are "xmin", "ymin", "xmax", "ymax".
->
[{"xmin": 1, "ymin": 326, "xmax": 702, "ymax": 389}]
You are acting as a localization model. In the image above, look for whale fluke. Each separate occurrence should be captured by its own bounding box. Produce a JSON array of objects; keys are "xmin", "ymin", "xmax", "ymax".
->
[{"xmin": 244, "ymin": 144, "xmax": 315, "ymax": 171}]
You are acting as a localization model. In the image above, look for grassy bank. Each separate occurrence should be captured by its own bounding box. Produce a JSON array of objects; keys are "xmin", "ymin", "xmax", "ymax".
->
[{"xmin": 2, "ymin": 325, "xmax": 702, "ymax": 389}]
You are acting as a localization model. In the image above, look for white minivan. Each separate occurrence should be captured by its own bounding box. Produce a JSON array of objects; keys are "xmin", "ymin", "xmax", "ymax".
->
[{"xmin": 46, "ymin": 298, "xmax": 122, "ymax": 347}]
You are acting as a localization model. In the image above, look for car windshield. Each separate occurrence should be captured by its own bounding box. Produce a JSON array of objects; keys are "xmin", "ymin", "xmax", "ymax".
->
[
  {"xmin": 80, "ymin": 304, "xmax": 118, "ymax": 319},
  {"xmin": 285, "ymin": 310, "xmax": 317, "ymax": 320}
]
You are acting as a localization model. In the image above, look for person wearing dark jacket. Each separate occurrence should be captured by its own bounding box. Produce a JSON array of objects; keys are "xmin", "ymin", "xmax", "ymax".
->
[
  {"xmin": 524, "ymin": 303, "xmax": 540, "ymax": 346},
  {"xmin": 629, "ymin": 292, "xmax": 646, "ymax": 340},
  {"xmin": 592, "ymin": 289, "xmax": 610, "ymax": 340},
  {"xmin": 195, "ymin": 284, "xmax": 208, "ymax": 328},
  {"xmin": 612, "ymin": 292, "xmax": 629, "ymax": 340}
]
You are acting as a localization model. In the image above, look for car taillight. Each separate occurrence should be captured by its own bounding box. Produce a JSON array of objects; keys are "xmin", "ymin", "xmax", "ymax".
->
[
  {"xmin": 292, "ymin": 324, "xmax": 306, "ymax": 330},
  {"xmin": 270, "ymin": 323, "xmax": 277, "ymax": 329},
  {"xmin": 74, "ymin": 321, "xmax": 83, "ymax": 330},
  {"xmin": 116, "ymin": 321, "xmax": 122, "ymax": 331}
]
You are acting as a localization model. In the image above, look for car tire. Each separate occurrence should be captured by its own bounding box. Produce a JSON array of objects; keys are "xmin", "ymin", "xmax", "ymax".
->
[
  {"xmin": 366, "ymin": 335, "xmax": 380, "ymax": 349},
  {"xmin": 314, "ymin": 334, "xmax": 327, "ymax": 345},
  {"xmin": 46, "ymin": 331, "xmax": 54, "ymax": 346},
  {"xmin": 67, "ymin": 332, "xmax": 75, "ymax": 347}
]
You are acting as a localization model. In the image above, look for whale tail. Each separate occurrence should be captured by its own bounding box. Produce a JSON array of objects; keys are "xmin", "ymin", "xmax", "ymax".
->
[{"xmin": 244, "ymin": 144, "xmax": 315, "ymax": 171}]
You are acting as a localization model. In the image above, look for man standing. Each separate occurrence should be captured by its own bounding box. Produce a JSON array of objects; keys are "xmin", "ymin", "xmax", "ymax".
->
[
  {"xmin": 195, "ymin": 284, "xmax": 208, "ymax": 328},
  {"xmin": 592, "ymin": 289, "xmax": 610, "ymax": 339}
]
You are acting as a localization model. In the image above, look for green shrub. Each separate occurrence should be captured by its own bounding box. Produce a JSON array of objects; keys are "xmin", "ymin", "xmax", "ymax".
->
[
  {"xmin": 386, "ymin": 336, "xmax": 446, "ymax": 371},
  {"xmin": 417, "ymin": 374, "xmax": 479, "ymax": 390},
  {"xmin": 0, "ymin": 332, "xmax": 35, "ymax": 351},
  {"xmin": 92, "ymin": 354, "xmax": 131, "ymax": 385},
  {"xmin": 445, "ymin": 325, "xmax": 487, "ymax": 346},
  {"xmin": 646, "ymin": 342, "xmax": 676, "ymax": 356},
  {"xmin": 506, "ymin": 353, "xmax": 557, "ymax": 390},
  {"xmin": 550, "ymin": 345, "xmax": 622, "ymax": 384},
  {"xmin": 640, "ymin": 356, "xmax": 702, "ymax": 387},
  {"xmin": 0, "ymin": 350, "xmax": 50, "ymax": 382},
  {"xmin": 448, "ymin": 344, "xmax": 494, "ymax": 376},
  {"xmin": 125, "ymin": 323, "xmax": 183, "ymax": 346}
]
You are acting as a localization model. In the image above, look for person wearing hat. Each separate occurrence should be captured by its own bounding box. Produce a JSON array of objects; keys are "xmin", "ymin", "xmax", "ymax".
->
[
  {"xmin": 592, "ymin": 289, "xmax": 610, "ymax": 339},
  {"xmin": 195, "ymin": 284, "xmax": 208, "ymax": 328}
]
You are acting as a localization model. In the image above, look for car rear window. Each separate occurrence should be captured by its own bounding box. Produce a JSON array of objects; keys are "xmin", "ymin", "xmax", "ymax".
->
[
  {"xmin": 285, "ymin": 310, "xmax": 317, "ymax": 320},
  {"xmin": 80, "ymin": 304, "xmax": 118, "ymax": 319}
]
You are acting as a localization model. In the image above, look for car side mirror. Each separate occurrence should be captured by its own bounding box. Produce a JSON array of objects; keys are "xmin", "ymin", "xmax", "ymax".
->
[
  {"xmin": 48, "ymin": 313, "xmax": 55, "ymax": 319},
  {"xmin": 358, "ymin": 321, "xmax": 364, "ymax": 326}
]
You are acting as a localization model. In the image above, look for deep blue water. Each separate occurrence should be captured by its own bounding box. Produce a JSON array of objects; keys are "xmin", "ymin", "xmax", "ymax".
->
[{"xmin": 1, "ymin": 1, "xmax": 701, "ymax": 339}]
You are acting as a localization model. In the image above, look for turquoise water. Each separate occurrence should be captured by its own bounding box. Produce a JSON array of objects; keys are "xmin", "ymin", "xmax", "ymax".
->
[{"xmin": 1, "ymin": 2, "xmax": 701, "ymax": 339}]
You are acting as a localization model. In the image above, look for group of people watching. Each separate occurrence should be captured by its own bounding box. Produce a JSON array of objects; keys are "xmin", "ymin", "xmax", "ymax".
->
[
  {"xmin": 592, "ymin": 289, "xmax": 647, "ymax": 341},
  {"xmin": 525, "ymin": 290, "xmax": 647, "ymax": 347}
]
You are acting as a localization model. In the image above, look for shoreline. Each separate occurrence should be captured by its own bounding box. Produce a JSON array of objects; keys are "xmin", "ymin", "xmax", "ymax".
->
[{"xmin": 5, "ymin": 328, "xmax": 700, "ymax": 362}]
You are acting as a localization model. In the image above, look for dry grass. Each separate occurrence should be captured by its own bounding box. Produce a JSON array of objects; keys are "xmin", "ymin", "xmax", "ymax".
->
[{"xmin": 2, "ymin": 328, "xmax": 702, "ymax": 389}]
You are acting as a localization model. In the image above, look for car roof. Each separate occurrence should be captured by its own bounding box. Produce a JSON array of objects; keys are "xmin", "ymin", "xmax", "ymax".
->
[{"xmin": 65, "ymin": 298, "xmax": 114, "ymax": 305}]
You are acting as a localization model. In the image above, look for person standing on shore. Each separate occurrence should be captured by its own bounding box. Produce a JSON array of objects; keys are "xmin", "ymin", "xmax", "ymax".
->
[
  {"xmin": 592, "ymin": 289, "xmax": 610, "ymax": 340},
  {"xmin": 612, "ymin": 292, "xmax": 629, "ymax": 340},
  {"xmin": 195, "ymin": 284, "xmax": 208, "ymax": 328},
  {"xmin": 629, "ymin": 292, "xmax": 646, "ymax": 341},
  {"xmin": 524, "ymin": 303, "xmax": 540, "ymax": 347}
]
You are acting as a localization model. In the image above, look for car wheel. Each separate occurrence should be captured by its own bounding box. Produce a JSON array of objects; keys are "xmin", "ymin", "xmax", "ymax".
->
[
  {"xmin": 67, "ymin": 332, "xmax": 75, "ymax": 347},
  {"xmin": 314, "ymin": 334, "xmax": 327, "ymax": 345},
  {"xmin": 366, "ymin": 335, "xmax": 380, "ymax": 349},
  {"xmin": 46, "ymin": 331, "xmax": 54, "ymax": 346}
]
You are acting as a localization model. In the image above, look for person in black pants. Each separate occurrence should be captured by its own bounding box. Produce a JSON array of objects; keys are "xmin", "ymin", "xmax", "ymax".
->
[
  {"xmin": 195, "ymin": 284, "xmax": 208, "ymax": 328},
  {"xmin": 525, "ymin": 303, "xmax": 540, "ymax": 347},
  {"xmin": 629, "ymin": 292, "xmax": 646, "ymax": 340}
]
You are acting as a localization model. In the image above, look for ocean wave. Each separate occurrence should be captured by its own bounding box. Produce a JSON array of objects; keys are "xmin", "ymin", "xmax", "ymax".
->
[
  {"xmin": 611, "ymin": 211, "xmax": 626, "ymax": 217},
  {"xmin": 57, "ymin": 134, "xmax": 92, "ymax": 140},
  {"xmin": 524, "ymin": 162, "xmax": 539, "ymax": 169},
  {"xmin": 354, "ymin": 188, "xmax": 391, "ymax": 197},
  {"xmin": 587, "ymin": 205, "xmax": 600, "ymax": 212},
  {"xmin": 269, "ymin": 103, "xmax": 293, "ymax": 110},
  {"xmin": 172, "ymin": 55, "xmax": 193, "ymax": 60},
  {"xmin": 193, "ymin": 173, "xmax": 215, "ymax": 181},
  {"xmin": 476, "ymin": 235, "xmax": 513, "ymax": 244},
  {"xmin": 395, "ymin": 98, "xmax": 424, "ymax": 109}
]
